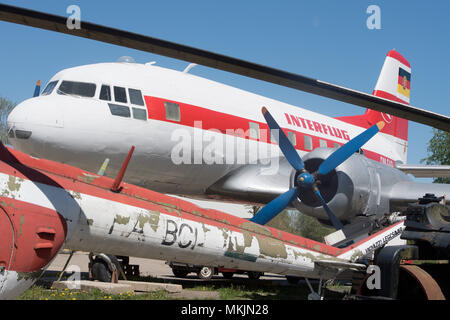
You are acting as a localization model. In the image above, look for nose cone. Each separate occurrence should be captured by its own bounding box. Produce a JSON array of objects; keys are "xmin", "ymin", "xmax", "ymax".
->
[{"xmin": 7, "ymin": 97, "xmax": 64, "ymax": 157}]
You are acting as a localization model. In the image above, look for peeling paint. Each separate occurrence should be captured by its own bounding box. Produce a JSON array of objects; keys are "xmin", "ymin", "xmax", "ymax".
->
[
  {"xmin": 138, "ymin": 210, "xmax": 160, "ymax": 232},
  {"xmin": 240, "ymin": 222, "xmax": 272, "ymax": 237},
  {"xmin": 78, "ymin": 173, "xmax": 98, "ymax": 184},
  {"xmin": 18, "ymin": 214, "xmax": 24, "ymax": 238},
  {"xmin": 114, "ymin": 214, "xmax": 130, "ymax": 225},
  {"xmin": 7, "ymin": 175, "xmax": 23, "ymax": 193},
  {"xmin": 69, "ymin": 191, "xmax": 82, "ymax": 200},
  {"xmin": 202, "ymin": 223, "xmax": 211, "ymax": 233},
  {"xmin": 256, "ymin": 235, "xmax": 287, "ymax": 259}
]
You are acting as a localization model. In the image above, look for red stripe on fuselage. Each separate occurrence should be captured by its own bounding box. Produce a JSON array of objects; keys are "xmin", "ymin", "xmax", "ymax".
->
[{"xmin": 143, "ymin": 95, "xmax": 396, "ymax": 166}]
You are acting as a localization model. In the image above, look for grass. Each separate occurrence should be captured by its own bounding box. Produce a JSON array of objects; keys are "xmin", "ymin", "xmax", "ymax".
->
[
  {"xmin": 19, "ymin": 275, "xmax": 347, "ymax": 300},
  {"xmin": 187, "ymin": 282, "xmax": 310, "ymax": 300},
  {"xmin": 19, "ymin": 285, "xmax": 169, "ymax": 300}
]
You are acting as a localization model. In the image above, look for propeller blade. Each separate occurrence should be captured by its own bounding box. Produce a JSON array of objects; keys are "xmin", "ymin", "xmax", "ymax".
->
[
  {"xmin": 250, "ymin": 188, "xmax": 299, "ymax": 225},
  {"xmin": 314, "ymin": 189, "xmax": 344, "ymax": 230},
  {"xmin": 33, "ymin": 80, "xmax": 41, "ymax": 97},
  {"xmin": 262, "ymin": 107, "xmax": 305, "ymax": 172},
  {"xmin": 317, "ymin": 122, "xmax": 385, "ymax": 176}
]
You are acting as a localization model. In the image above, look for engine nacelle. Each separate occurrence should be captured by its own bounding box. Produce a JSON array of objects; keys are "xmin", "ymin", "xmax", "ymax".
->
[{"xmin": 290, "ymin": 148, "xmax": 411, "ymax": 226}]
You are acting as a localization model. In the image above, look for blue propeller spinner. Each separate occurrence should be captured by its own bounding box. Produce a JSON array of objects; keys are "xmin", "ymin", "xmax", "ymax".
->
[{"xmin": 250, "ymin": 107, "xmax": 385, "ymax": 231}]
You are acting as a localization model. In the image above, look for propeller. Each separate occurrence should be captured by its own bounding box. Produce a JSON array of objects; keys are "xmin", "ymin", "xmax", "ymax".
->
[
  {"xmin": 33, "ymin": 80, "xmax": 41, "ymax": 97},
  {"xmin": 250, "ymin": 107, "xmax": 384, "ymax": 230}
]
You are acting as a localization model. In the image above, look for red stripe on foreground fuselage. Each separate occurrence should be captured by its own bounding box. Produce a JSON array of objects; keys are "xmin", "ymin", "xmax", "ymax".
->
[{"xmin": 0, "ymin": 147, "xmax": 402, "ymax": 259}]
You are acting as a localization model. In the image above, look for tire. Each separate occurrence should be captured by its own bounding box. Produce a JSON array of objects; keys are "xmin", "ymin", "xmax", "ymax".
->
[
  {"xmin": 222, "ymin": 272, "xmax": 234, "ymax": 279},
  {"xmin": 197, "ymin": 266, "xmax": 214, "ymax": 280},
  {"xmin": 247, "ymin": 271, "xmax": 263, "ymax": 280},
  {"xmin": 172, "ymin": 267, "xmax": 189, "ymax": 278},
  {"xmin": 91, "ymin": 259, "xmax": 112, "ymax": 282},
  {"xmin": 286, "ymin": 276, "xmax": 301, "ymax": 285}
]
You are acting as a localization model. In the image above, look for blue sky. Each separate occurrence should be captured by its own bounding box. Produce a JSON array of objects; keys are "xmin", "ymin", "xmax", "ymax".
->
[{"xmin": 0, "ymin": 0, "xmax": 448, "ymax": 170}]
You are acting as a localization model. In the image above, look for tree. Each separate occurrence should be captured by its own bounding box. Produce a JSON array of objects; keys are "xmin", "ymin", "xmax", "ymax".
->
[
  {"xmin": 0, "ymin": 97, "xmax": 16, "ymax": 144},
  {"xmin": 246, "ymin": 205, "xmax": 334, "ymax": 242},
  {"xmin": 421, "ymin": 129, "xmax": 450, "ymax": 184}
]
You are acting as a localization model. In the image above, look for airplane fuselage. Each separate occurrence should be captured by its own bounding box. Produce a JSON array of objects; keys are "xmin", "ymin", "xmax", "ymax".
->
[{"xmin": 7, "ymin": 62, "xmax": 407, "ymax": 200}]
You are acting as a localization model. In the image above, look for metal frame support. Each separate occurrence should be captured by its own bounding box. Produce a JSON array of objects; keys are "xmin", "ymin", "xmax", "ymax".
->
[
  {"xmin": 111, "ymin": 146, "xmax": 135, "ymax": 193},
  {"xmin": 374, "ymin": 245, "xmax": 419, "ymax": 299}
]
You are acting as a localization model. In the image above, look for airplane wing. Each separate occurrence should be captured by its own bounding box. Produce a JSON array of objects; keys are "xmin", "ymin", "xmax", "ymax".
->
[
  {"xmin": 395, "ymin": 164, "xmax": 450, "ymax": 178},
  {"xmin": 0, "ymin": 4, "xmax": 449, "ymax": 132}
]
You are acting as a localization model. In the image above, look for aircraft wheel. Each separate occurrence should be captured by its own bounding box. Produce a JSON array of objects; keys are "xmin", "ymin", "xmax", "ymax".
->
[
  {"xmin": 172, "ymin": 267, "xmax": 189, "ymax": 278},
  {"xmin": 286, "ymin": 276, "xmax": 301, "ymax": 285},
  {"xmin": 197, "ymin": 266, "xmax": 214, "ymax": 280},
  {"xmin": 222, "ymin": 272, "xmax": 234, "ymax": 279},
  {"xmin": 247, "ymin": 271, "xmax": 263, "ymax": 280},
  {"xmin": 91, "ymin": 259, "xmax": 112, "ymax": 282}
]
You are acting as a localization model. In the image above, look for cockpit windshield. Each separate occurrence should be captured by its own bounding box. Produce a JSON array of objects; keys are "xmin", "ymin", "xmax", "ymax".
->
[
  {"xmin": 57, "ymin": 81, "xmax": 96, "ymax": 98},
  {"xmin": 41, "ymin": 80, "xmax": 58, "ymax": 96}
]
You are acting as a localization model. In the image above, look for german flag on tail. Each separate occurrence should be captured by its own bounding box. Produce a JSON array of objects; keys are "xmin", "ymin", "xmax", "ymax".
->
[{"xmin": 397, "ymin": 67, "xmax": 411, "ymax": 98}]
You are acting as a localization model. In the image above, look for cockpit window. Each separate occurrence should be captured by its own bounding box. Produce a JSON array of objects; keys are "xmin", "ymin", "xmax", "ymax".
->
[
  {"xmin": 100, "ymin": 85, "xmax": 112, "ymax": 101},
  {"xmin": 114, "ymin": 86, "xmax": 127, "ymax": 103},
  {"xmin": 58, "ymin": 81, "xmax": 96, "ymax": 98},
  {"xmin": 41, "ymin": 81, "xmax": 58, "ymax": 96},
  {"xmin": 128, "ymin": 88, "xmax": 144, "ymax": 106}
]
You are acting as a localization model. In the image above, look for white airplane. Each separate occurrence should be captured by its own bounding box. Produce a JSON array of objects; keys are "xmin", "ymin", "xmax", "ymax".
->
[
  {"xmin": 7, "ymin": 49, "xmax": 450, "ymax": 237},
  {"xmin": 0, "ymin": 4, "xmax": 449, "ymax": 300}
]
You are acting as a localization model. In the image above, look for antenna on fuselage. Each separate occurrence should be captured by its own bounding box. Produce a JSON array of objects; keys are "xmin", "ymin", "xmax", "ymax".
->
[{"xmin": 183, "ymin": 63, "xmax": 197, "ymax": 74}]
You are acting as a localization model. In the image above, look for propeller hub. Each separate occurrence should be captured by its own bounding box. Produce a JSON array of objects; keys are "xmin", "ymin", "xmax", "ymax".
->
[{"xmin": 297, "ymin": 172, "xmax": 315, "ymax": 187}]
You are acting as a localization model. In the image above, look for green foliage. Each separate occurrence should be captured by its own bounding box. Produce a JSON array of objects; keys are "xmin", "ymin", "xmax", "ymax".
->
[
  {"xmin": 421, "ymin": 129, "xmax": 450, "ymax": 184},
  {"xmin": 0, "ymin": 97, "xmax": 16, "ymax": 144},
  {"xmin": 246, "ymin": 205, "xmax": 334, "ymax": 243}
]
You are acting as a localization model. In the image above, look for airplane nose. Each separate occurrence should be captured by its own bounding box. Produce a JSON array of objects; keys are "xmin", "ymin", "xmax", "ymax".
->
[{"xmin": 7, "ymin": 98, "xmax": 64, "ymax": 156}]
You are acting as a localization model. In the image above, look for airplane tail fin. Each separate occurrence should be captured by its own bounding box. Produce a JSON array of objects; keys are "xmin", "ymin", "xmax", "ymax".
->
[{"xmin": 336, "ymin": 50, "xmax": 410, "ymax": 163}]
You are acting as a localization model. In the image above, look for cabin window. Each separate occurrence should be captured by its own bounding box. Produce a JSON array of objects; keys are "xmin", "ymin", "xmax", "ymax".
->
[
  {"xmin": 108, "ymin": 104, "xmax": 130, "ymax": 118},
  {"xmin": 304, "ymin": 135, "xmax": 312, "ymax": 151},
  {"xmin": 41, "ymin": 81, "xmax": 58, "ymax": 96},
  {"xmin": 58, "ymin": 81, "xmax": 96, "ymax": 98},
  {"xmin": 320, "ymin": 139, "xmax": 327, "ymax": 148},
  {"xmin": 129, "ymin": 88, "xmax": 144, "ymax": 106},
  {"xmin": 114, "ymin": 86, "xmax": 127, "ymax": 103},
  {"xmin": 100, "ymin": 85, "xmax": 112, "ymax": 101},
  {"xmin": 287, "ymin": 131, "xmax": 297, "ymax": 146},
  {"xmin": 249, "ymin": 122, "xmax": 260, "ymax": 140},
  {"xmin": 132, "ymin": 107, "xmax": 147, "ymax": 120},
  {"xmin": 164, "ymin": 102, "xmax": 181, "ymax": 121}
]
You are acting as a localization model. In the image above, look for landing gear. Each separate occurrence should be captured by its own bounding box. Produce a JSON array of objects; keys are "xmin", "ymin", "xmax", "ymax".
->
[
  {"xmin": 89, "ymin": 253, "xmax": 121, "ymax": 283},
  {"xmin": 286, "ymin": 276, "xmax": 301, "ymax": 285},
  {"xmin": 221, "ymin": 272, "xmax": 234, "ymax": 279},
  {"xmin": 88, "ymin": 254, "xmax": 139, "ymax": 283},
  {"xmin": 247, "ymin": 271, "xmax": 263, "ymax": 280},
  {"xmin": 197, "ymin": 266, "xmax": 214, "ymax": 280},
  {"xmin": 172, "ymin": 267, "xmax": 189, "ymax": 278}
]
